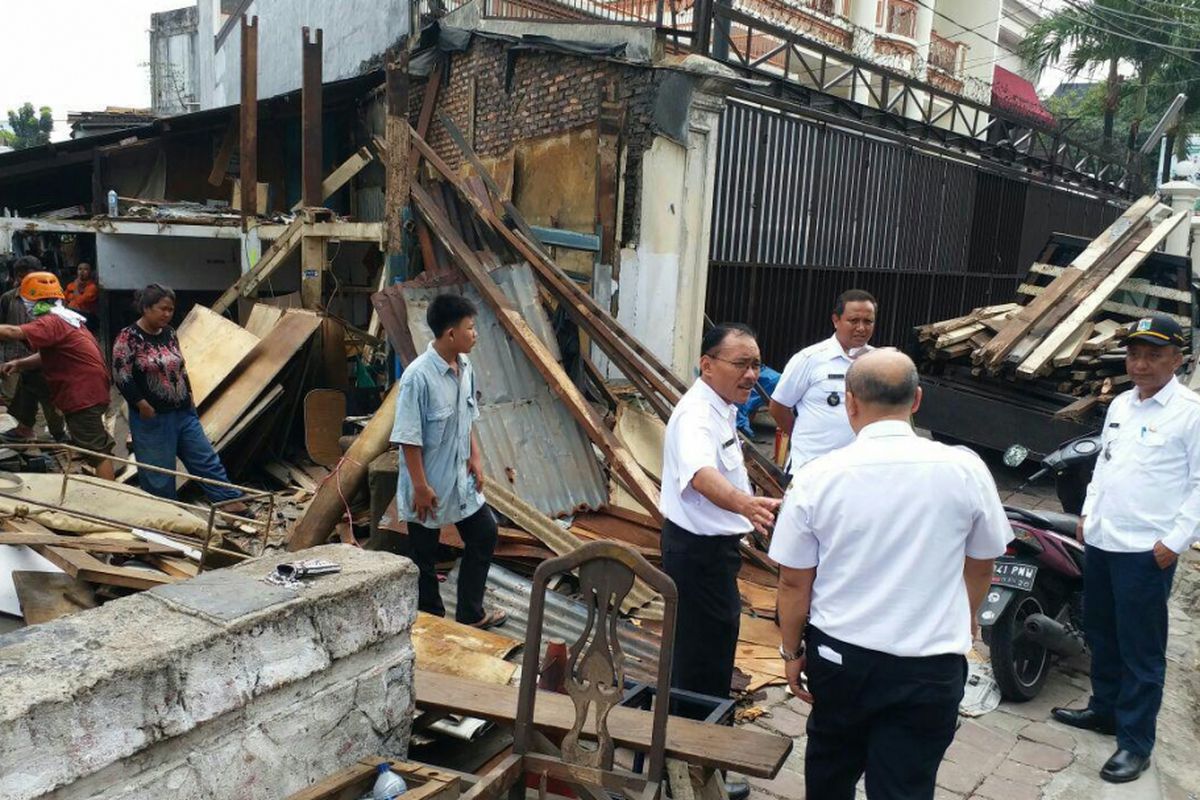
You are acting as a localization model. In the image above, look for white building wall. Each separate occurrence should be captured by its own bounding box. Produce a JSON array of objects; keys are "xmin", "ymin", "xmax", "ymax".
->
[
  {"xmin": 200, "ymin": 0, "xmax": 411, "ymax": 108},
  {"xmin": 934, "ymin": 0, "xmax": 1001, "ymax": 91},
  {"xmin": 151, "ymin": 7, "xmax": 200, "ymax": 114}
]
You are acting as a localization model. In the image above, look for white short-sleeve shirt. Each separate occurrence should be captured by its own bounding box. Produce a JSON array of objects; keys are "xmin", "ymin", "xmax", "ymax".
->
[
  {"xmin": 771, "ymin": 334, "xmax": 872, "ymax": 471},
  {"xmin": 768, "ymin": 421, "xmax": 1011, "ymax": 657},
  {"xmin": 1082, "ymin": 376, "xmax": 1200, "ymax": 554},
  {"xmin": 659, "ymin": 378, "xmax": 753, "ymax": 536}
]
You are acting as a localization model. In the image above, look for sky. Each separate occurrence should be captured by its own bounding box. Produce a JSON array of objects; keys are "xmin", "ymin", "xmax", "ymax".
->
[{"xmin": 0, "ymin": 0, "xmax": 191, "ymax": 141}]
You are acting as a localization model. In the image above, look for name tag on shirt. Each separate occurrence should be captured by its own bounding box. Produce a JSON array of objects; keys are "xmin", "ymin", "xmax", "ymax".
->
[{"xmin": 722, "ymin": 438, "xmax": 737, "ymax": 449}]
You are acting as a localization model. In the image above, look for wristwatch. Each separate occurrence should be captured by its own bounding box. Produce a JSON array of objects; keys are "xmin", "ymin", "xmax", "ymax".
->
[{"xmin": 779, "ymin": 643, "xmax": 804, "ymax": 662}]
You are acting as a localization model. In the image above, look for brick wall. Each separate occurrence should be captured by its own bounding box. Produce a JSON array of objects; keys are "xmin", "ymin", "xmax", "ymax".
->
[{"xmin": 411, "ymin": 38, "xmax": 663, "ymax": 245}]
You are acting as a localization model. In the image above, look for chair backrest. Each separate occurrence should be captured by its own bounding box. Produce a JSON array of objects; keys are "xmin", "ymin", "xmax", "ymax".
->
[{"xmin": 513, "ymin": 540, "xmax": 678, "ymax": 784}]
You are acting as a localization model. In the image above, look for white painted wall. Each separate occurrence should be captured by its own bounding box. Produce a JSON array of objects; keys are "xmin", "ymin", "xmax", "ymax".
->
[
  {"xmin": 934, "ymin": 0, "xmax": 1000, "ymax": 90},
  {"xmin": 96, "ymin": 234, "xmax": 241, "ymax": 291},
  {"xmin": 151, "ymin": 8, "xmax": 200, "ymax": 115},
  {"xmin": 202, "ymin": 0, "xmax": 412, "ymax": 108}
]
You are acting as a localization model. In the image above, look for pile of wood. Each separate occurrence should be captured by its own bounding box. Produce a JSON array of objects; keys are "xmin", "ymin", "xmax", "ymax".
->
[
  {"xmin": 917, "ymin": 195, "xmax": 1192, "ymax": 415},
  {"xmin": 332, "ymin": 111, "xmax": 787, "ymax": 692}
]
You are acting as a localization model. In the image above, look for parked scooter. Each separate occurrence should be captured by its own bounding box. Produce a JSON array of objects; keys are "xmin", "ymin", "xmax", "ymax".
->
[{"xmin": 975, "ymin": 436, "xmax": 1099, "ymax": 701}]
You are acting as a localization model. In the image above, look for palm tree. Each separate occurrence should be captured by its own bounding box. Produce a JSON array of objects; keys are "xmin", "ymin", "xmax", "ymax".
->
[{"xmin": 1018, "ymin": 0, "xmax": 1191, "ymax": 151}]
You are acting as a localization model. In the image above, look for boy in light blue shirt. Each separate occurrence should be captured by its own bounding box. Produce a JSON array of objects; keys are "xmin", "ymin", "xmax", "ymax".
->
[{"xmin": 390, "ymin": 294, "xmax": 505, "ymax": 628}]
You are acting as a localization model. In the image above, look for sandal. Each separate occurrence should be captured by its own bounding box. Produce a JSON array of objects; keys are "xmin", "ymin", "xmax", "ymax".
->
[{"xmin": 467, "ymin": 608, "xmax": 508, "ymax": 630}]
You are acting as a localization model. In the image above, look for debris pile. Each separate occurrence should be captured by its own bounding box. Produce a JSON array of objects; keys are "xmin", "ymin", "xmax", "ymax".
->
[{"xmin": 917, "ymin": 195, "xmax": 1192, "ymax": 418}]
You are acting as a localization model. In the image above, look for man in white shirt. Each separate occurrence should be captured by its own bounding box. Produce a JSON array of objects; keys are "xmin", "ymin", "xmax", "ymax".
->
[
  {"xmin": 769, "ymin": 349, "xmax": 1010, "ymax": 800},
  {"xmin": 769, "ymin": 289, "xmax": 876, "ymax": 472},
  {"xmin": 660, "ymin": 322, "xmax": 781, "ymax": 699},
  {"xmin": 1051, "ymin": 315, "xmax": 1199, "ymax": 784}
]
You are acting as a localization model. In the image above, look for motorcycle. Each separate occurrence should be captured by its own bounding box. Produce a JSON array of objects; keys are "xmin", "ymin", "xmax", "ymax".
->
[{"xmin": 975, "ymin": 435, "xmax": 1099, "ymax": 701}]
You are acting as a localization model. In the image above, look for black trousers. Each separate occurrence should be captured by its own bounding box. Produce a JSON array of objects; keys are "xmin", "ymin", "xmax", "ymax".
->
[
  {"xmin": 660, "ymin": 519, "xmax": 743, "ymax": 699},
  {"xmin": 1084, "ymin": 545, "xmax": 1177, "ymax": 757},
  {"xmin": 805, "ymin": 626, "xmax": 966, "ymax": 800},
  {"xmin": 407, "ymin": 504, "xmax": 497, "ymax": 625}
]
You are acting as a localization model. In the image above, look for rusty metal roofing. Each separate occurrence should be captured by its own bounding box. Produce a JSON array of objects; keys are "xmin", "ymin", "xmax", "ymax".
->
[
  {"xmin": 395, "ymin": 263, "xmax": 608, "ymax": 518},
  {"xmin": 442, "ymin": 562, "xmax": 662, "ymax": 683}
]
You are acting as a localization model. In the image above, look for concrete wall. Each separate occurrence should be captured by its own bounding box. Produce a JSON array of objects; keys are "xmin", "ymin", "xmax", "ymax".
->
[
  {"xmin": 96, "ymin": 232, "xmax": 242, "ymax": 291},
  {"xmin": 203, "ymin": 0, "xmax": 411, "ymax": 108},
  {"xmin": 0, "ymin": 545, "xmax": 417, "ymax": 800},
  {"xmin": 151, "ymin": 6, "xmax": 201, "ymax": 115}
]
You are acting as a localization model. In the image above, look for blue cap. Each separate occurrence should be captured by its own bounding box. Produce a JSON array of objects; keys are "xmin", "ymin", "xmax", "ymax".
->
[{"xmin": 377, "ymin": 763, "xmax": 390, "ymax": 773}]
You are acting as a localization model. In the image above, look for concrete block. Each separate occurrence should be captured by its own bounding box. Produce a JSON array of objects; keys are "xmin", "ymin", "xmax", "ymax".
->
[{"xmin": 0, "ymin": 545, "xmax": 418, "ymax": 800}]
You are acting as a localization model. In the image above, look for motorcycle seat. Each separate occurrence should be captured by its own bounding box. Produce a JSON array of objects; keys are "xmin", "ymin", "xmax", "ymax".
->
[{"xmin": 1005, "ymin": 506, "xmax": 1081, "ymax": 538}]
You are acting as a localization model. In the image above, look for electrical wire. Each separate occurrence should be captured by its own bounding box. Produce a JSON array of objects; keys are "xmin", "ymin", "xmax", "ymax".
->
[{"xmin": 1058, "ymin": 0, "xmax": 1200, "ymax": 57}]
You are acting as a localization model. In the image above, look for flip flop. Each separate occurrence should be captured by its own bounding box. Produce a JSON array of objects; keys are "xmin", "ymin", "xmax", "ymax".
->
[{"xmin": 467, "ymin": 608, "xmax": 507, "ymax": 630}]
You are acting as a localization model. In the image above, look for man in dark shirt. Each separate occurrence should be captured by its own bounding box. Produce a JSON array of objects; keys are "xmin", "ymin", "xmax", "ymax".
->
[{"xmin": 0, "ymin": 271, "xmax": 114, "ymax": 480}]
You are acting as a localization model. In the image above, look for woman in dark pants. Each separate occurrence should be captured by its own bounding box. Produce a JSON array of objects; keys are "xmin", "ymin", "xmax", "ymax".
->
[{"xmin": 111, "ymin": 284, "xmax": 248, "ymax": 513}]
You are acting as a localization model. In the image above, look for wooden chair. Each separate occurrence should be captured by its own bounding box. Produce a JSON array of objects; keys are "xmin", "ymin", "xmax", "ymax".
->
[{"xmin": 464, "ymin": 540, "xmax": 678, "ymax": 800}]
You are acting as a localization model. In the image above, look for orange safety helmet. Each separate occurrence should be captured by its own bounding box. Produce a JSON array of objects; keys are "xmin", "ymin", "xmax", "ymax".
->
[{"xmin": 20, "ymin": 271, "xmax": 65, "ymax": 303}]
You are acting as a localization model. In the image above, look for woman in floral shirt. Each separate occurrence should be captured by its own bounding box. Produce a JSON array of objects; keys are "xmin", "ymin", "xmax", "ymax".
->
[{"xmin": 112, "ymin": 284, "xmax": 247, "ymax": 513}]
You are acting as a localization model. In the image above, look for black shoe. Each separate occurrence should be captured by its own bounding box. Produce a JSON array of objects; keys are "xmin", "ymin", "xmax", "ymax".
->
[
  {"xmin": 724, "ymin": 779, "xmax": 750, "ymax": 800},
  {"xmin": 1051, "ymin": 706, "xmax": 1116, "ymax": 735},
  {"xmin": 1100, "ymin": 749, "xmax": 1150, "ymax": 783}
]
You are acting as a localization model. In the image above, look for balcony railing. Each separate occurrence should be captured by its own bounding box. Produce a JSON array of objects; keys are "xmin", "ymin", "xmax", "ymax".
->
[
  {"xmin": 929, "ymin": 29, "xmax": 967, "ymax": 76},
  {"xmin": 876, "ymin": 0, "xmax": 916, "ymax": 39}
]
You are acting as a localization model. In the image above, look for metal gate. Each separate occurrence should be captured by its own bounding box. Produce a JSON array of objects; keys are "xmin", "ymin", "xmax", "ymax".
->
[{"xmin": 706, "ymin": 99, "xmax": 1124, "ymax": 367}]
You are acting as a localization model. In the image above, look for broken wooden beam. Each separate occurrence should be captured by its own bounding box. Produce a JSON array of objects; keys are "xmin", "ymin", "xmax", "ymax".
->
[
  {"xmin": 410, "ymin": 180, "xmax": 663, "ymax": 522},
  {"xmin": 211, "ymin": 212, "xmax": 310, "ymax": 314}
]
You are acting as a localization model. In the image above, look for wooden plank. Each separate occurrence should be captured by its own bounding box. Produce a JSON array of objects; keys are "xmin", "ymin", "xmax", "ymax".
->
[
  {"xmin": 211, "ymin": 213, "xmax": 309, "ymax": 315},
  {"xmin": 413, "ymin": 620, "xmax": 517, "ymax": 686},
  {"xmin": 977, "ymin": 268, "xmax": 1087, "ymax": 366},
  {"xmin": 35, "ymin": 545, "xmax": 177, "ymax": 590},
  {"xmin": 1015, "ymin": 286, "xmax": 1189, "ymax": 325},
  {"xmin": 412, "ymin": 125, "xmax": 689, "ymax": 420},
  {"xmin": 978, "ymin": 196, "xmax": 1161, "ymax": 367},
  {"xmin": 244, "ymin": 303, "xmax": 285, "ymax": 338},
  {"xmin": 414, "ymin": 611, "xmax": 521, "ymax": 660},
  {"xmin": 214, "ymin": 384, "xmax": 284, "ymax": 453},
  {"xmin": 486, "ymin": 481, "xmax": 659, "ymax": 613},
  {"xmin": 1054, "ymin": 395, "xmax": 1100, "ymax": 420},
  {"xmin": 1027, "ymin": 264, "xmax": 1190, "ymax": 303},
  {"xmin": 177, "ymin": 305, "xmax": 261, "ymax": 407},
  {"xmin": 414, "ymin": 669, "xmax": 793, "ymax": 779},
  {"xmin": 207, "ymin": 114, "xmax": 239, "ymax": 187},
  {"xmin": 1051, "ymin": 322, "xmax": 1095, "ymax": 369},
  {"xmin": 200, "ymin": 310, "xmax": 322, "ymax": 443},
  {"xmin": 290, "ymin": 146, "xmax": 374, "ymax": 211},
  {"xmin": 0, "ymin": 532, "xmax": 178, "ymax": 555},
  {"xmin": 150, "ymin": 555, "xmax": 200, "ymax": 579},
  {"xmin": 12, "ymin": 571, "xmax": 97, "ymax": 624},
  {"xmin": 1017, "ymin": 210, "xmax": 1190, "ymax": 378},
  {"xmin": 410, "ymin": 180, "xmax": 663, "ymax": 523},
  {"xmin": 934, "ymin": 322, "xmax": 985, "ymax": 349}
]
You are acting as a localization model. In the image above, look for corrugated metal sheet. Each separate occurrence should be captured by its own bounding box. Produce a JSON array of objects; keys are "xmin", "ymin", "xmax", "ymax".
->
[
  {"xmin": 442, "ymin": 562, "xmax": 662, "ymax": 684},
  {"xmin": 400, "ymin": 263, "xmax": 608, "ymax": 517}
]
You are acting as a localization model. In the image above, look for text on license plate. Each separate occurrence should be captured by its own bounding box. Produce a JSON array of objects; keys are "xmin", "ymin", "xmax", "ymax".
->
[{"xmin": 992, "ymin": 561, "xmax": 1037, "ymax": 592}]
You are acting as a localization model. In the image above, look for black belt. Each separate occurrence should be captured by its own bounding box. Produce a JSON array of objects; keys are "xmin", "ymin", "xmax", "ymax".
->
[{"xmin": 662, "ymin": 519, "xmax": 745, "ymax": 552}]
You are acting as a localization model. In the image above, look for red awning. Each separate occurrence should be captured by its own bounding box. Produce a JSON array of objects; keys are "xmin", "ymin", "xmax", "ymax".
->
[{"xmin": 991, "ymin": 66, "xmax": 1056, "ymax": 128}]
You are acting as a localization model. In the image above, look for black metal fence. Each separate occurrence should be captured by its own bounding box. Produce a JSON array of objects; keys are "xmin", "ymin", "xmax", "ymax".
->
[{"xmin": 706, "ymin": 99, "xmax": 1125, "ymax": 367}]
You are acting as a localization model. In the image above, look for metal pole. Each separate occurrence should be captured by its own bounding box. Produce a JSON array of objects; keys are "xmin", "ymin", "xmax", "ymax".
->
[
  {"xmin": 301, "ymin": 26, "xmax": 324, "ymax": 208},
  {"xmin": 240, "ymin": 15, "xmax": 259, "ymax": 223}
]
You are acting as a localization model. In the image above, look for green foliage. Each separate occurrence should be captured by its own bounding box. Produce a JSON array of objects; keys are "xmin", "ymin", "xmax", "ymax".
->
[
  {"xmin": 1021, "ymin": 0, "xmax": 1200, "ymax": 156},
  {"xmin": 4, "ymin": 102, "xmax": 54, "ymax": 150}
]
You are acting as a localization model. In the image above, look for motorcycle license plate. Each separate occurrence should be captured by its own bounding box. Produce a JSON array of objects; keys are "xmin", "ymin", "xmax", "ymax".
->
[{"xmin": 992, "ymin": 561, "xmax": 1037, "ymax": 592}]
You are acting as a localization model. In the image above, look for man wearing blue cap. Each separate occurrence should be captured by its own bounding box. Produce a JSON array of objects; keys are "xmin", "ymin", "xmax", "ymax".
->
[{"xmin": 1051, "ymin": 315, "xmax": 1199, "ymax": 783}]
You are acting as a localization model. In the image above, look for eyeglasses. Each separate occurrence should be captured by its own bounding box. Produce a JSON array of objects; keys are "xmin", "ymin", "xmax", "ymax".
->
[{"xmin": 706, "ymin": 354, "xmax": 763, "ymax": 372}]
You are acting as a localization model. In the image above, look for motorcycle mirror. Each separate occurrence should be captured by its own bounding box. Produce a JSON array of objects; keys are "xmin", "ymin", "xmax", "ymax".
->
[{"xmin": 1003, "ymin": 444, "xmax": 1029, "ymax": 468}]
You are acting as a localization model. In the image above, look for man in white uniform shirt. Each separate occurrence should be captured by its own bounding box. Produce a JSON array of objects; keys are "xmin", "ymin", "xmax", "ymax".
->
[
  {"xmin": 770, "ymin": 289, "xmax": 876, "ymax": 472},
  {"xmin": 660, "ymin": 322, "xmax": 781, "ymax": 699},
  {"xmin": 769, "ymin": 349, "xmax": 1009, "ymax": 800},
  {"xmin": 1051, "ymin": 315, "xmax": 1200, "ymax": 784}
]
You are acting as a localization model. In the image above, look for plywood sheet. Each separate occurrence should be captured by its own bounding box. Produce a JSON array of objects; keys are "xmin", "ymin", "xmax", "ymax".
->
[
  {"xmin": 177, "ymin": 305, "xmax": 261, "ymax": 407},
  {"xmin": 199, "ymin": 309, "xmax": 322, "ymax": 444},
  {"xmin": 12, "ymin": 571, "xmax": 97, "ymax": 624},
  {"xmin": 412, "ymin": 623, "xmax": 517, "ymax": 686},
  {"xmin": 414, "ymin": 611, "xmax": 521, "ymax": 660},
  {"xmin": 304, "ymin": 389, "xmax": 346, "ymax": 467},
  {"xmin": 614, "ymin": 402, "xmax": 665, "ymax": 482},
  {"xmin": 243, "ymin": 303, "xmax": 285, "ymax": 338}
]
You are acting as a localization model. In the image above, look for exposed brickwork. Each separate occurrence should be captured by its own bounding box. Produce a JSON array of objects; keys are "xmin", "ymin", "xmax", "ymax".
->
[{"xmin": 409, "ymin": 37, "xmax": 663, "ymax": 244}]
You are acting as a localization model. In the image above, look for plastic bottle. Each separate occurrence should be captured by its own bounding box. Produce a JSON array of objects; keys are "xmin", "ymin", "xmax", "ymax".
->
[
  {"xmin": 106, "ymin": 190, "xmax": 118, "ymax": 217},
  {"xmin": 371, "ymin": 763, "xmax": 407, "ymax": 800}
]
